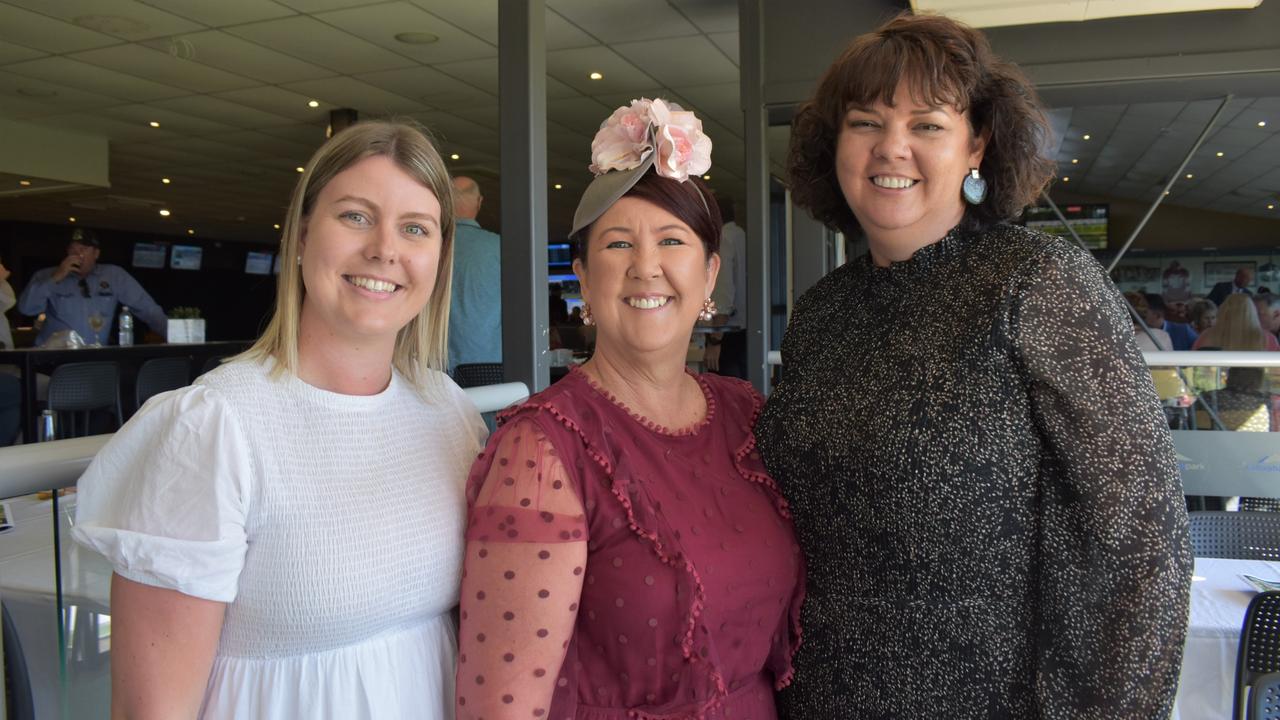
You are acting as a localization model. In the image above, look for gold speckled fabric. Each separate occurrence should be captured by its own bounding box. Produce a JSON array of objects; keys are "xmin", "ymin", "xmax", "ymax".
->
[{"xmin": 756, "ymin": 224, "xmax": 1192, "ymax": 719}]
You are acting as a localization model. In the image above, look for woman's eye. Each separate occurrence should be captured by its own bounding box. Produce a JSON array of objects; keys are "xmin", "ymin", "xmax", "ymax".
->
[
  {"xmin": 340, "ymin": 211, "xmax": 369, "ymax": 225},
  {"xmin": 404, "ymin": 223, "xmax": 429, "ymax": 237},
  {"xmin": 916, "ymin": 123, "xmax": 943, "ymax": 132},
  {"xmin": 605, "ymin": 240, "xmax": 632, "ymax": 249},
  {"xmin": 848, "ymin": 119, "xmax": 876, "ymax": 129},
  {"xmin": 659, "ymin": 237, "xmax": 685, "ymax": 246}
]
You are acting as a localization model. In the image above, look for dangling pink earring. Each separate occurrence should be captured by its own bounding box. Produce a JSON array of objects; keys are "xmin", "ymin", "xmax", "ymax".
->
[
  {"xmin": 699, "ymin": 298, "xmax": 717, "ymax": 322},
  {"xmin": 581, "ymin": 304, "xmax": 594, "ymax": 326}
]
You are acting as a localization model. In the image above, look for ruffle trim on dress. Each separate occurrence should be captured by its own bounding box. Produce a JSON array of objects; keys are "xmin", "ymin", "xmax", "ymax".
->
[
  {"xmin": 726, "ymin": 383, "xmax": 804, "ymax": 690},
  {"xmin": 571, "ymin": 365, "xmax": 716, "ymax": 438},
  {"xmin": 498, "ymin": 399, "xmax": 730, "ymax": 720}
]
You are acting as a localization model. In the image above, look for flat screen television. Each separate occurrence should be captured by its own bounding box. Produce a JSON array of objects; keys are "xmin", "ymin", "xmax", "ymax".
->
[
  {"xmin": 132, "ymin": 242, "xmax": 167, "ymax": 269},
  {"xmin": 548, "ymin": 242, "xmax": 572, "ymax": 266},
  {"xmin": 245, "ymin": 251, "xmax": 273, "ymax": 275},
  {"xmin": 170, "ymin": 244, "xmax": 203, "ymax": 271},
  {"xmin": 1023, "ymin": 203, "xmax": 1108, "ymax": 249}
]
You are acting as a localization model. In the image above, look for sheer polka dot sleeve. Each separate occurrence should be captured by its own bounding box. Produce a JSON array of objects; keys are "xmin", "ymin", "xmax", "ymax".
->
[{"xmin": 457, "ymin": 418, "xmax": 587, "ymax": 720}]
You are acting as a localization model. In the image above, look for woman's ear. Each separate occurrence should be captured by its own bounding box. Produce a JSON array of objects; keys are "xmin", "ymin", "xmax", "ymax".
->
[
  {"xmin": 572, "ymin": 257, "xmax": 588, "ymax": 303},
  {"xmin": 704, "ymin": 251, "xmax": 722, "ymax": 300}
]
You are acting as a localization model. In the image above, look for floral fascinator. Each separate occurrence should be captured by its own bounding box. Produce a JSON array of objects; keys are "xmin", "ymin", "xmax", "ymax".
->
[{"xmin": 570, "ymin": 98, "xmax": 713, "ymax": 237}]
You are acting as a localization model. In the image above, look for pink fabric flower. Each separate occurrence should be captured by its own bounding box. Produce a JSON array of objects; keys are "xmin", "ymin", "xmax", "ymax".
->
[{"xmin": 588, "ymin": 97, "xmax": 712, "ymax": 182}]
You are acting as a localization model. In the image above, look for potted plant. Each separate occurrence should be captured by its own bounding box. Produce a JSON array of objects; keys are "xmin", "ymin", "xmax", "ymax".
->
[{"xmin": 167, "ymin": 306, "xmax": 205, "ymax": 343}]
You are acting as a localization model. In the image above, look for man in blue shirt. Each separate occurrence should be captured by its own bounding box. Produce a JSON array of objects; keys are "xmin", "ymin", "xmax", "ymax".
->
[
  {"xmin": 19, "ymin": 229, "xmax": 168, "ymax": 346},
  {"xmin": 447, "ymin": 176, "xmax": 501, "ymax": 372},
  {"xmin": 1144, "ymin": 293, "xmax": 1197, "ymax": 351}
]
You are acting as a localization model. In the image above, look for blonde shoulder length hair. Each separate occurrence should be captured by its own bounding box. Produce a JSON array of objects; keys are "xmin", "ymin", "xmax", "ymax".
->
[
  {"xmin": 236, "ymin": 120, "xmax": 455, "ymax": 393},
  {"xmin": 1201, "ymin": 293, "xmax": 1268, "ymax": 351}
]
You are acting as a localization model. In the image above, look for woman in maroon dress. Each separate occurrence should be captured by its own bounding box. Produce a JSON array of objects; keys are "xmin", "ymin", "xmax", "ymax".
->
[{"xmin": 455, "ymin": 99, "xmax": 803, "ymax": 720}]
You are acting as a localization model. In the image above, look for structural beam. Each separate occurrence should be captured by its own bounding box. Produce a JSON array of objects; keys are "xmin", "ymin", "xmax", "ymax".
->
[
  {"xmin": 739, "ymin": 0, "xmax": 770, "ymax": 391},
  {"xmin": 498, "ymin": 0, "xmax": 550, "ymax": 392}
]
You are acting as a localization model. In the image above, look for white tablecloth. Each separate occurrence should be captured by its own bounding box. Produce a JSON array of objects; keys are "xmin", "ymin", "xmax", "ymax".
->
[{"xmin": 1173, "ymin": 556, "xmax": 1280, "ymax": 720}]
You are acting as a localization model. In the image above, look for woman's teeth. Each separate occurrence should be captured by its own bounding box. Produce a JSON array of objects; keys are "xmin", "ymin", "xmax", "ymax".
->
[
  {"xmin": 347, "ymin": 276, "xmax": 398, "ymax": 293},
  {"xmin": 873, "ymin": 176, "xmax": 917, "ymax": 189},
  {"xmin": 627, "ymin": 296, "xmax": 669, "ymax": 309}
]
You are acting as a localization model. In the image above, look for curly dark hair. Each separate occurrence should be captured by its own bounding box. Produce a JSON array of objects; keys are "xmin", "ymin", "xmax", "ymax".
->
[{"xmin": 788, "ymin": 12, "xmax": 1056, "ymax": 235}]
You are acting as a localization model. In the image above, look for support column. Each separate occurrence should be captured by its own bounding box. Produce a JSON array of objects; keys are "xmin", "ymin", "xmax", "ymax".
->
[
  {"xmin": 498, "ymin": 0, "xmax": 550, "ymax": 392},
  {"xmin": 739, "ymin": 0, "xmax": 770, "ymax": 391}
]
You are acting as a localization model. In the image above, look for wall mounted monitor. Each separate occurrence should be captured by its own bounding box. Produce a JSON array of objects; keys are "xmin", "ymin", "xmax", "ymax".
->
[
  {"xmin": 245, "ymin": 251, "xmax": 273, "ymax": 275},
  {"xmin": 170, "ymin": 244, "xmax": 203, "ymax": 271},
  {"xmin": 1023, "ymin": 204, "xmax": 1108, "ymax": 249},
  {"xmin": 132, "ymin": 242, "xmax": 167, "ymax": 269}
]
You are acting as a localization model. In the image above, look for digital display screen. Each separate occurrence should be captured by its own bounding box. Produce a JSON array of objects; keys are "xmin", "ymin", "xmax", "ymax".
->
[
  {"xmin": 245, "ymin": 251, "xmax": 273, "ymax": 275},
  {"xmin": 132, "ymin": 242, "xmax": 166, "ymax": 269},
  {"xmin": 1023, "ymin": 204, "xmax": 1108, "ymax": 249},
  {"xmin": 170, "ymin": 244, "xmax": 203, "ymax": 271}
]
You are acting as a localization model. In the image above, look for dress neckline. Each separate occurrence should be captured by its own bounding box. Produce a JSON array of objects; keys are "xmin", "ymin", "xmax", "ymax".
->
[
  {"xmin": 866, "ymin": 224, "xmax": 971, "ymax": 283},
  {"xmin": 570, "ymin": 364, "xmax": 715, "ymax": 438}
]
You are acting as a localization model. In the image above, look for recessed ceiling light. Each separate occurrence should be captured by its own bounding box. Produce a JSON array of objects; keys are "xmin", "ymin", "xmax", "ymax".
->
[
  {"xmin": 702, "ymin": 174, "xmax": 711, "ymax": 180},
  {"xmin": 68, "ymin": 216, "xmax": 76, "ymax": 223},
  {"xmin": 1071, "ymin": 158, "xmax": 1079, "ymax": 164},
  {"xmin": 1260, "ymin": 121, "xmax": 1268, "ymax": 127},
  {"xmin": 295, "ymin": 166, "xmax": 305, "ymax": 173},
  {"xmin": 19, "ymin": 180, "xmax": 31, "ymax": 186},
  {"xmin": 1082, "ymin": 133, "xmax": 1091, "ymax": 140},
  {"xmin": 450, "ymin": 153, "xmax": 460, "ymax": 160},
  {"xmin": 589, "ymin": 72, "xmax": 603, "ymax": 81},
  {"xmin": 1269, "ymin": 204, "xmax": 1276, "ymax": 210},
  {"xmin": 394, "ymin": 31, "xmax": 439, "ymax": 45},
  {"xmin": 308, "ymin": 100, "xmax": 319, "ymax": 108},
  {"xmin": 161, "ymin": 177, "xmax": 171, "ymax": 184},
  {"xmin": 1216, "ymin": 151, "xmax": 1225, "ymax": 157},
  {"xmin": 1062, "ymin": 176, "xmax": 1069, "ymax": 182},
  {"xmin": 187, "ymin": 229, "xmax": 195, "ymax": 235},
  {"xmin": 273, "ymin": 223, "xmax": 281, "ymax": 230},
  {"xmin": 159, "ymin": 209, "xmax": 171, "ymax": 217},
  {"xmin": 149, "ymin": 121, "xmax": 160, "ymax": 128},
  {"xmin": 553, "ymin": 183, "xmax": 562, "ymax": 189},
  {"xmin": 1185, "ymin": 173, "xmax": 1194, "ymax": 179},
  {"xmin": 1164, "ymin": 191, "xmax": 1171, "ymax": 196}
]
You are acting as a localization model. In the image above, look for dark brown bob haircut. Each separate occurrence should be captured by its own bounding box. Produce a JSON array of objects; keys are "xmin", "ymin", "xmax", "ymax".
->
[
  {"xmin": 571, "ymin": 168, "xmax": 722, "ymax": 264},
  {"xmin": 788, "ymin": 13, "xmax": 1056, "ymax": 235}
]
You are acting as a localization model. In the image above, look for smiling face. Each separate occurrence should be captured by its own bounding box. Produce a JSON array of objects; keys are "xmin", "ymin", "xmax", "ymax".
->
[
  {"xmin": 835, "ymin": 81, "xmax": 985, "ymax": 262},
  {"xmin": 298, "ymin": 154, "xmax": 443, "ymax": 351},
  {"xmin": 573, "ymin": 196, "xmax": 719, "ymax": 361}
]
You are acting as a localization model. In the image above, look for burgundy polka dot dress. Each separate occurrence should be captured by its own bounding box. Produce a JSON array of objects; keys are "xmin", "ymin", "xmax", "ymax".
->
[{"xmin": 456, "ymin": 367, "xmax": 804, "ymax": 720}]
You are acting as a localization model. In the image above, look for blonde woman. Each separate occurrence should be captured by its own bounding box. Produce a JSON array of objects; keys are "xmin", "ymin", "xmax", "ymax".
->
[
  {"xmin": 1193, "ymin": 293, "xmax": 1280, "ymax": 351},
  {"xmin": 74, "ymin": 121, "xmax": 485, "ymax": 719}
]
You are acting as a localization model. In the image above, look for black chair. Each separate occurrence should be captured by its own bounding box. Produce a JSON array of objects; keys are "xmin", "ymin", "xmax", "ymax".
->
[
  {"xmin": 1243, "ymin": 499, "xmax": 1280, "ymax": 513},
  {"xmin": 135, "ymin": 356, "xmax": 191, "ymax": 408},
  {"xmin": 200, "ymin": 355, "xmax": 226, "ymax": 376},
  {"xmin": 453, "ymin": 363, "xmax": 504, "ymax": 389},
  {"xmin": 2, "ymin": 601, "xmax": 34, "ymax": 720},
  {"xmin": 1189, "ymin": 512, "xmax": 1280, "ymax": 561},
  {"xmin": 1236, "ymin": 592, "xmax": 1280, "ymax": 719},
  {"xmin": 46, "ymin": 361, "xmax": 122, "ymax": 439}
]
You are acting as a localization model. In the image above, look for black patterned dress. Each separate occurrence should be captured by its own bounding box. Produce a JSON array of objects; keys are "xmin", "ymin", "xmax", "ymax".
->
[{"xmin": 756, "ymin": 224, "xmax": 1192, "ymax": 719}]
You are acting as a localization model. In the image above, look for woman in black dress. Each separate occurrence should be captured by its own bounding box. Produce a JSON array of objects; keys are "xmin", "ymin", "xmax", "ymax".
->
[{"xmin": 756, "ymin": 13, "xmax": 1192, "ymax": 719}]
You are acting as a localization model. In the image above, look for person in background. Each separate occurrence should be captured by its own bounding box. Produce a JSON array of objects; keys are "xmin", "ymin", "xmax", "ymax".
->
[
  {"xmin": 0, "ymin": 258, "xmax": 17, "ymax": 444},
  {"xmin": 1189, "ymin": 297, "xmax": 1218, "ymax": 335},
  {"xmin": 18, "ymin": 228, "xmax": 167, "ymax": 346},
  {"xmin": 1193, "ymin": 294, "xmax": 1280, "ymax": 352},
  {"xmin": 1144, "ymin": 292, "xmax": 1197, "ymax": 351},
  {"xmin": 1125, "ymin": 292, "xmax": 1173, "ymax": 351},
  {"xmin": 760, "ymin": 13, "xmax": 1190, "ymax": 718},
  {"xmin": 707, "ymin": 198, "xmax": 747, "ymax": 378},
  {"xmin": 1254, "ymin": 293, "xmax": 1280, "ymax": 342},
  {"xmin": 448, "ymin": 175, "xmax": 502, "ymax": 372},
  {"xmin": 73, "ymin": 121, "xmax": 483, "ymax": 719},
  {"xmin": 1207, "ymin": 265, "xmax": 1254, "ymax": 307}
]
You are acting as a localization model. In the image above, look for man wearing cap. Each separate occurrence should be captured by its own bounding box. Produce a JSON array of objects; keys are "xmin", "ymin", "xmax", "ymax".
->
[{"xmin": 18, "ymin": 228, "xmax": 168, "ymax": 346}]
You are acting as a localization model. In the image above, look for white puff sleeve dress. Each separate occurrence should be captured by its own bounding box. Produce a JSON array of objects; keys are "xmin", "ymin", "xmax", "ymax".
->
[{"xmin": 73, "ymin": 358, "xmax": 486, "ymax": 719}]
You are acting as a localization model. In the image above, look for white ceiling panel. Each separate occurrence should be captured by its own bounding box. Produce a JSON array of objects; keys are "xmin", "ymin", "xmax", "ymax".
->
[
  {"xmin": 315, "ymin": 2, "xmax": 496, "ymax": 64},
  {"xmin": 448, "ymin": 104, "xmax": 500, "ymax": 129},
  {"xmin": 272, "ymin": 0, "xmax": 386, "ymax": 12},
  {"xmin": 71, "ymin": 44, "xmax": 260, "ymax": 93},
  {"xmin": 410, "ymin": 110, "xmax": 499, "ymax": 147},
  {"xmin": 670, "ymin": 81, "xmax": 739, "ymax": 132},
  {"xmin": 546, "ymin": 9, "xmax": 598, "ymax": 50},
  {"xmin": 208, "ymin": 129, "xmax": 322, "ymax": 159},
  {"xmin": 142, "ymin": 31, "xmax": 337, "ymax": 84},
  {"xmin": 41, "ymin": 112, "xmax": 179, "ymax": 143},
  {"xmin": 100, "ymin": 103, "xmax": 241, "ymax": 136},
  {"xmin": 355, "ymin": 65, "xmax": 495, "ymax": 107},
  {"xmin": 671, "ymin": 0, "xmax": 737, "ymax": 33},
  {"xmin": 213, "ymin": 86, "xmax": 331, "ymax": 122},
  {"xmin": 0, "ymin": 4, "xmax": 120, "ymax": 53},
  {"xmin": 0, "ymin": 69, "xmax": 125, "ymax": 115},
  {"xmin": 408, "ymin": 0, "xmax": 496, "ymax": 43},
  {"xmin": 547, "ymin": 0, "xmax": 699, "ymax": 43},
  {"xmin": 614, "ymin": 36, "xmax": 737, "ymax": 87},
  {"xmin": 547, "ymin": 76, "xmax": 582, "ymax": 100},
  {"xmin": 1208, "ymin": 126, "xmax": 1272, "ymax": 148},
  {"xmin": 256, "ymin": 122, "xmax": 329, "ymax": 145},
  {"xmin": 707, "ymin": 31, "xmax": 738, "ymax": 66},
  {"xmin": 151, "ymin": 94, "xmax": 298, "ymax": 129},
  {"xmin": 548, "ymin": 95, "xmax": 613, "ymax": 135},
  {"xmin": 3, "ymin": 56, "xmax": 188, "ymax": 101},
  {"xmin": 282, "ymin": 75, "xmax": 426, "ymax": 115},
  {"xmin": 0, "ymin": 40, "xmax": 45, "ymax": 64},
  {"xmin": 5, "ymin": 0, "xmax": 204, "ymax": 40},
  {"xmin": 149, "ymin": 137, "xmax": 271, "ymax": 164},
  {"xmin": 137, "ymin": 0, "xmax": 298, "ymax": 26},
  {"xmin": 225, "ymin": 15, "xmax": 416, "ymax": 74},
  {"xmin": 433, "ymin": 57, "xmax": 499, "ymax": 93},
  {"xmin": 547, "ymin": 46, "xmax": 656, "ymax": 95}
]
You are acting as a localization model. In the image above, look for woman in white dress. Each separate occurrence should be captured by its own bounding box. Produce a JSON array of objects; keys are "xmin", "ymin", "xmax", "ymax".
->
[{"xmin": 73, "ymin": 121, "xmax": 486, "ymax": 719}]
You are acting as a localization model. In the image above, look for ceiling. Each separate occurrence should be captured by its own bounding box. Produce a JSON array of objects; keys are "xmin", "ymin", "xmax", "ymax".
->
[
  {"xmin": 0, "ymin": 0, "xmax": 749, "ymax": 244},
  {"xmin": 0, "ymin": 0, "xmax": 1277, "ymax": 249}
]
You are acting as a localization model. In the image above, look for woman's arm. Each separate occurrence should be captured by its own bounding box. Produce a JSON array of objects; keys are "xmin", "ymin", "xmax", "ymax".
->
[{"xmin": 110, "ymin": 574, "xmax": 226, "ymax": 720}]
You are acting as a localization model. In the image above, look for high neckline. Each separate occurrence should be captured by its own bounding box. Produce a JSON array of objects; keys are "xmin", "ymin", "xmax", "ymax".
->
[{"xmin": 866, "ymin": 224, "xmax": 971, "ymax": 282}]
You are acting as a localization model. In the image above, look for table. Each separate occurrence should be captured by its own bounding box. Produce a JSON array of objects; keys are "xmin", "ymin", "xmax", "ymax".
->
[
  {"xmin": 1173, "ymin": 556, "xmax": 1280, "ymax": 720},
  {"xmin": 0, "ymin": 340, "xmax": 250, "ymax": 442}
]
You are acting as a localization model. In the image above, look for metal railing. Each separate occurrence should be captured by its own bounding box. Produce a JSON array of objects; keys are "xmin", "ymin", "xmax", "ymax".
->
[{"xmin": 0, "ymin": 381, "xmax": 530, "ymax": 498}]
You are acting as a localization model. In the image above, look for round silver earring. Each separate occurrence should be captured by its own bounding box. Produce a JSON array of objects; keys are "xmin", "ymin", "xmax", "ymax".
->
[{"xmin": 962, "ymin": 167, "xmax": 987, "ymax": 205}]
